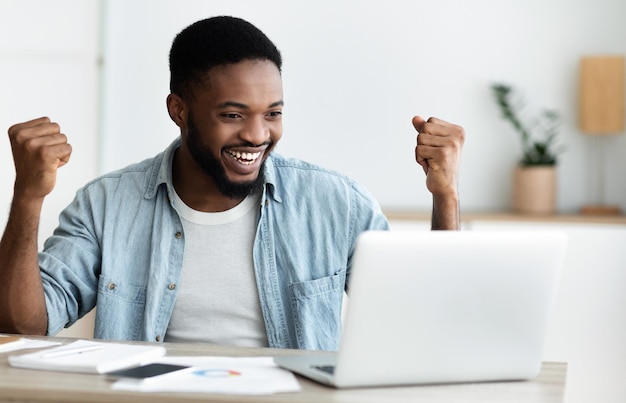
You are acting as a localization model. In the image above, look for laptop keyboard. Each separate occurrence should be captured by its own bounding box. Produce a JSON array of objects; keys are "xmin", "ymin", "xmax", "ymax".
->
[{"xmin": 313, "ymin": 365, "xmax": 336, "ymax": 375}]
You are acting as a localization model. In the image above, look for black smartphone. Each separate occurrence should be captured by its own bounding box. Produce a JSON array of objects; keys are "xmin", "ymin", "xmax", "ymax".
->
[{"xmin": 107, "ymin": 363, "xmax": 193, "ymax": 381}]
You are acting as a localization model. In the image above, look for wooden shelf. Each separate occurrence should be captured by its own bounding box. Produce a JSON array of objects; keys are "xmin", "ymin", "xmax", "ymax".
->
[{"xmin": 384, "ymin": 210, "xmax": 626, "ymax": 225}]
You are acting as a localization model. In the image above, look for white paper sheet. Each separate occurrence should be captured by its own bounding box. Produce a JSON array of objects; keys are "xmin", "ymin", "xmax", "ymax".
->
[
  {"xmin": 111, "ymin": 356, "xmax": 301, "ymax": 395},
  {"xmin": 9, "ymin": 340, "xmax": 166, "ymax": 373},
  {"xmin": 0, "ymin": 338, "xmax": 61, "ymax": 353}
]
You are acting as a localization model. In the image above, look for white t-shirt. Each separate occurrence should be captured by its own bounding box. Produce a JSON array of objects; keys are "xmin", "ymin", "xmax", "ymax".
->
[{"xmin": 164, "ymin": 191, "xmax": 268, "ymax": 347}]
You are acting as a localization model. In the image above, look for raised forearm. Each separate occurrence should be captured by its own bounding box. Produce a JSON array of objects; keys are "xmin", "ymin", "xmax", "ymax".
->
[
  {"xmin": 0, "ymin": 117, "xmax": 70, "ymax": 335},
  {"xmin": 0, "ymin": 195, "xmax": 48, "ymax": 334}
]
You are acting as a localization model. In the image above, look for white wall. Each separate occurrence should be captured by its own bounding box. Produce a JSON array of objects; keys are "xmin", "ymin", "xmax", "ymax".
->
[
  {"xmin": 0, "ymin": 0, "xmax": 101, "ymax": 244},
  {"xmin": 0, "ymin": 0, "xmax": 101, "ymax": 337},
  {"xmin": 100, "ymin": 0, "xmax": 626, "ymax": 214}
]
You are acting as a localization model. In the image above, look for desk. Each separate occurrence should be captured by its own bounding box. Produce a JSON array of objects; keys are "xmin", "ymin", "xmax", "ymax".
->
[{"xmin": 0, "ymin": 336, "xmax": 566, "ymax": 403}]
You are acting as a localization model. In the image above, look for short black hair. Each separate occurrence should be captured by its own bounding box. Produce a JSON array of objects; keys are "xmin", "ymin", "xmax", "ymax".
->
[{"xmin": 169, "ymin": 16, "xmax": 282, "ymax": 99}]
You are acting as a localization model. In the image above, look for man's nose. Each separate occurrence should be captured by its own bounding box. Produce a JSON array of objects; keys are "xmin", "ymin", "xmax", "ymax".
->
[{"xmin": 240, "ymin": 116, "xmax": 270, "ymax": 145}]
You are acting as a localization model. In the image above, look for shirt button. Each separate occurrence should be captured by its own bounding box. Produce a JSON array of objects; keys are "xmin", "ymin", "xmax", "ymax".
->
[
  {"xmin": 155, "ymin": 335, "xmax": 161, "ymax": 342},
  {"xmin": 175, "ymin": 232, "xmax": 183, "ymax": 239},
  {"xmin": 168, "ymin": 283, "xmax": 176, "ymax": 290},
  {"xmin": 107, "ymin": 283, "xmax": 116, "ymax": 290}
]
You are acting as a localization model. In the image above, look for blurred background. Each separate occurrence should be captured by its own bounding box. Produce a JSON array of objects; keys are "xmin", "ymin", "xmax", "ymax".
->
[
  {"xmin": 2, "ymin": 0, "xmax": 626, "ymax": 226},
  {"xmin": 1, "ymin": 1, "xmax": 625, "ymax": 402}
]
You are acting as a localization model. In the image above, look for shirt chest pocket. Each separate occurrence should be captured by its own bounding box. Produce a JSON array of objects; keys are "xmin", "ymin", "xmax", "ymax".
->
[
  {"xmin": 288, "ymin": 271, "xmax": 346, "ymax": 351},
  {"xmin": 96, "ymin": 276, "xmax": 147, "ymax": 339}
]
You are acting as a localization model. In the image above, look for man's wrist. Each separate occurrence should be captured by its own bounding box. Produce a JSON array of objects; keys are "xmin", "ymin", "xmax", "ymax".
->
[{"xmin": 431, "ymin": 192, "xmax": 460, "ymax": 230}]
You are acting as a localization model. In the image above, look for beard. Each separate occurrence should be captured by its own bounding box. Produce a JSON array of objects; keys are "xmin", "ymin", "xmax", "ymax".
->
[{"xmin": 186, "ymin": 113, "xmax": 266, "ymax": 200}]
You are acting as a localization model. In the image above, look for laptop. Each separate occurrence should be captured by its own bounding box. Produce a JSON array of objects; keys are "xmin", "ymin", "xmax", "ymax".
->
[{"xmin": 274, "ymin": 230, "xmax": 568, "ymax": 388}]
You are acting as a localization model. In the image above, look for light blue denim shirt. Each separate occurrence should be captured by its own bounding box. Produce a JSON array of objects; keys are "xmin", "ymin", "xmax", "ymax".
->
[{"xmin": 40, "ymin": 138, "xmax": 389, "ymax": 351}]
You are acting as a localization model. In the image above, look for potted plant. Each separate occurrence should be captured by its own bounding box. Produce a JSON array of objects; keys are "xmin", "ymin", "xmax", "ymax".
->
[{"xmin": 491, "ymin": 83, "xmax": 563, "ymax": 214}]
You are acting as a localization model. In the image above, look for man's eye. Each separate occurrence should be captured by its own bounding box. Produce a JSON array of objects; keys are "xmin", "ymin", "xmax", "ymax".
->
[
  {"xmin": 222, "ymin": 113, "xmax": 241, "ymax": 119},
  {"xmin": 267, "ymin": 111, "xmax": 282, "ymax": 118}
]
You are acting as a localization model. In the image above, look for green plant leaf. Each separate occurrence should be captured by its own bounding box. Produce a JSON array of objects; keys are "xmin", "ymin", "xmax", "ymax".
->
[{"xmin": 490, "ymin": 83, "xmax": 562, "ymax": 166}]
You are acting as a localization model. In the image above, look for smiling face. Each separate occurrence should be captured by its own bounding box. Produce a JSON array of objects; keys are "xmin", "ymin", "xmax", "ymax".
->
[{"xmin": 170, "ymin": 59, "xmax": 283, "ymax": 205}]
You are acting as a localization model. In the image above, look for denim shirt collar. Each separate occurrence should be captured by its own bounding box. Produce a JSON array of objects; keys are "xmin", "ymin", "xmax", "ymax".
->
[{"xmin": 142, "ymin": 137, "xmax": 282, "ymax": 203}]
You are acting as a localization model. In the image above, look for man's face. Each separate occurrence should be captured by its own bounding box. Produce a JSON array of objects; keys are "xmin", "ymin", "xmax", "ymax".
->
[{"xmin": 183, "ymin": 60, "xmax": 283, "ymax": 199}]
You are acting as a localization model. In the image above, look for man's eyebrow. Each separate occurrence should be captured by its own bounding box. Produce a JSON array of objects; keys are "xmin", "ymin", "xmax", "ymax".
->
[
  {"xmin": 217, "ymin": 101, "xmax": 248, "ymax": 109},
  {"xmin": 269, "ymin": 100, "xmax": 284, "ymax": 108},
  {"xmin": 216, "ymin": 100, "xmax": 284, "ymax": 109}
]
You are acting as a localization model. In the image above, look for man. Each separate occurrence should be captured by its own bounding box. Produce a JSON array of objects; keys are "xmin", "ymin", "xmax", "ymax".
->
[{"xmin": 0, "ymin": 16, "xmax": 463, "ymax": 351}]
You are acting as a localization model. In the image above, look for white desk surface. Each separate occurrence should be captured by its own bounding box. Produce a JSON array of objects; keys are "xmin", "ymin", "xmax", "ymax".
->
[{"xmin": 0, "ymin": 335, "xmax": 566, "ymax": 403}]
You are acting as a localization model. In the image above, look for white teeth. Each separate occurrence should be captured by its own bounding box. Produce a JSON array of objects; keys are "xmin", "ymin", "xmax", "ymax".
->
[{"xmin": 227, "ymin": 150, "xmax": 261, "ymax": 165}]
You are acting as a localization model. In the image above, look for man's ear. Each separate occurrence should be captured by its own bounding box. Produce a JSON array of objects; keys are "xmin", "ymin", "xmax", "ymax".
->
[{"xmin": 166, "ymin": 93, "xmax": 188, "ymax": 128}]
